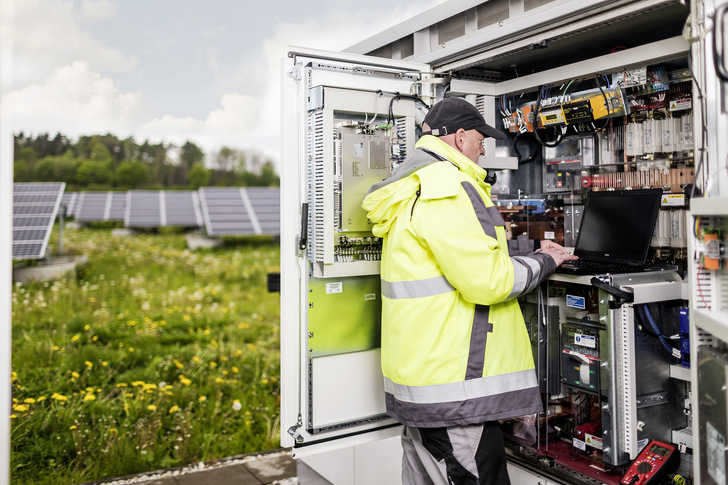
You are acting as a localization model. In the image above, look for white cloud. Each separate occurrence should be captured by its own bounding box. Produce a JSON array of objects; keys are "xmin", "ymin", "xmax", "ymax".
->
[
  {"xmin": 81, "ymin": 0, "xmax": 117, "ymax": 20},
  {"xmin": 3, "ymin": 0, "xmax": 136, "ymax": 91},
  {"xmin": 3, "ymin": 61, "xmax": 142, "ymax": 137}
]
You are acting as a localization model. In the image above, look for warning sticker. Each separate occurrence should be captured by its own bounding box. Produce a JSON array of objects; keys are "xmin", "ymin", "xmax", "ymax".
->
[
  {"xmin": 573, "ymin": 438, "xmax": 586, "ymax": 451},
  {"xmin": 661, "ymin": 194, "xmax": 685, "ymax": 207},
  {"xmin": 585, "ymin": 433, "xmax": 603, "ymax": 450},
  {"xmin": 669, "ymin": 98, "xmax": 692, "ymax": 112}
]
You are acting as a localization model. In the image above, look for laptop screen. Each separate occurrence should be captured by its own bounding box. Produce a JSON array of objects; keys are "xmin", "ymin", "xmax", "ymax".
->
[{"xmin": 574, "ymin": 189, "xmax": 663, "ymax": 265}]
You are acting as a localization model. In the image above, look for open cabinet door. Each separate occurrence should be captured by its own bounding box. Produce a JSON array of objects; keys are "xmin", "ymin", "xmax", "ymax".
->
[{"xmin": 279, "ymin": 46, "xmax": 433, "ymax": 459}]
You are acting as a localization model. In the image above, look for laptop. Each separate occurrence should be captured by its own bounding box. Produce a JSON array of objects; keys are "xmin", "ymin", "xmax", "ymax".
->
[{"xmin": 555, "ymin": 188, "xmax": 663, "ymax": 275}]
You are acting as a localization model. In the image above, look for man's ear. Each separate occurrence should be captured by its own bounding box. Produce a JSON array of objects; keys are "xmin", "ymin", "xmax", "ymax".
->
[{"xmin": 454, "ymin": 128, "xmax": 467, "ymax": 151}]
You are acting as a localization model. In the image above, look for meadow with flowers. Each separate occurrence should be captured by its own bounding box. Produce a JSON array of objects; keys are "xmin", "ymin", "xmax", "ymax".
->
[{"xmin": 11, "ymin": 225, "xmax": 281, "ymax": 485}]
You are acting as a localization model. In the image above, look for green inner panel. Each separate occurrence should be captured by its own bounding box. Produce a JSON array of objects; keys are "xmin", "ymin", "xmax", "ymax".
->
[{"xmin": 308, "ymin": 275, "xmax": 381, "ymax": 357}]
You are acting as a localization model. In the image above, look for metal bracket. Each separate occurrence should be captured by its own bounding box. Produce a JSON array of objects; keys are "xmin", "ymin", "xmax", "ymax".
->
[
  {"xmin": 287, "ymin": 62, "xmax": 303, "ymax": 81},
  {"xmin": 635, "ymin": 391, "xmax": 670, "ymax": 408}
]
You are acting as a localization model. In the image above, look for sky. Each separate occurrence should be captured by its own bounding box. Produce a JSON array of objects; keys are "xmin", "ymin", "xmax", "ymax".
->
[{"xmin": 0, "ymin": 0, "xmax": 442, "ymax": 169}]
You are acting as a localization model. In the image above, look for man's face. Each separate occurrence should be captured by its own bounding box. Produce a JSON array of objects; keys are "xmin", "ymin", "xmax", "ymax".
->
[{"xmin": 461, "ymin": 129, "xmax": 486, "ymax": 164}]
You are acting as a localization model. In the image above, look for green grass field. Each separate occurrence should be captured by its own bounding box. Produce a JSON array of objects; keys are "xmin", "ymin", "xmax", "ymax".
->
[{"xmin": 11, "ymin": 226, "xmax": 281, "ymax": 484}]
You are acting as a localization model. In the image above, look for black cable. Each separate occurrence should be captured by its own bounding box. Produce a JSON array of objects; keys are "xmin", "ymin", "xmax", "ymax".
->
[
  {"xmin": 594, "ymin": 74, "xmax": 611, "ymax": 130},
  {"xmin": 687, "ymin": 53, "xmax": 708, "ymax": 200},
  {"xmin": 512, "ymin": 132, "xmax": 538, "ymax": 164},
  {"xmin": 387, "ymin": 92, "xmax": 428, "ymax": 127}
]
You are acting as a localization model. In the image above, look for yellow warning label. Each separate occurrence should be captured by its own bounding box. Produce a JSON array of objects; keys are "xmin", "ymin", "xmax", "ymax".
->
[{"xmin": 661, "ymin": 194, "xmax": 685, "ymax": 207}]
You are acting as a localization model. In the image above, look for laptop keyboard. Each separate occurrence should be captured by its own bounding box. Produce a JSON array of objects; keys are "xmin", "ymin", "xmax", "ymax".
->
[{"xmin": 568, "ymin": 260, "xmax": 641, "ymax": 273}]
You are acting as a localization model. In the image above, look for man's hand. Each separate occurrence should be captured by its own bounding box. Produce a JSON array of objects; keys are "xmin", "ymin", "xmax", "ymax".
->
[{"xmin": 538, "ymin": 240, "xmax": 578, "ymax": 266}]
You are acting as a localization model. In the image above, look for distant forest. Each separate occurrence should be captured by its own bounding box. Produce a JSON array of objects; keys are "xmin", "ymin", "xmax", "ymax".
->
[{"xmin": 13, "ymin": 133, "xmax": 279, "ymax": 190}]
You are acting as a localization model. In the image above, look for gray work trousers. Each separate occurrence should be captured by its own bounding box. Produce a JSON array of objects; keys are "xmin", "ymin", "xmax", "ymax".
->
[{"xmin": 401, "ymin": 422, "xmax": 511, "ymax": 485}]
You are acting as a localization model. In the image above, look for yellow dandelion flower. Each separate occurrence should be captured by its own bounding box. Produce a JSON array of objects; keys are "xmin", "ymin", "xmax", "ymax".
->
[
  {"xmin": 180, "ymin": 377, "xmax": 191, "ymax": 386},
  {"xmin": 85, "ymin": 387, "xmax": 93, "ymax": 392},
  {"xmin": 209, "ymin": 362, "xmax": 217, "ymax": 369},
  {"xmin": 115, "ymin": 383, "xmax": 128, "ymax": 388},
  {"xmin": 51, "ymin": 345, "xmax": 60, "ymax": 351},
  {"xmin": 93, "ymin": 336, "xmax": 99, "ymax": 342},
  {"xmin": 131, "ymin": 381, "xmax": 145, "ymax": 387},
  {"xmin": 10, "ymin": 414, "xmax": 16, "ymax": 419},
  {"xmin": 84, "ymin": 324, "xmax": 90, "ymax": 331},
  {"xmin": 192, "ymin": 356, "xmax": 201, "ymax": 363},
  {"xmin": 234, "ymin": 349, "xmax": 243, "ymax": 357},
  {"xmin": 220, "ymin": 356, "xmax": 228, "ymax": 362},
  {"xmin": 232, "ymin": 367, "xmax": 239, "ymax": 374},
  {"xmin": 70, "ymin": 425, "xmax": 77, "ymax": 430},
  {"xmin": 85, "ymin": 361, "xmax": 93, "ymax": 368},
  {"xmin": 183, "ymin": 315, "xmax": 191, "ymax": 321},
  {"xmin": 199, "ymin": 396, "xmax": 207, "ymax": 402},
  {"xmin": 71, "ymin": 372, "xmax": 80, "ymax": 379},
  {"xmin": 84, "ymin": 394, "xmax": 96, "ymax": 401},
  {"xmin": 168, "ymin": 405, "xmax": 179, "ymax": 414},
  {"xmin": 262, "ymin": 379, "xmax": 269, "ymax": 384},
  {"xmin": 71, "ymin": 335, "xmax": 80, "ymax": 342},
  {"xmin": 102, "ymin": 361, "xmax": 108, "ymax": 367},
  {"xmin": 51, "ymin": 393, "xmax": 67, "ymax": 402},
  {"xmin": 24, "ymin": 398, "xmax": 35, "ymax": 404},
  {"xmin": 109, "ymin": 428, "xmax": 118, "ymax": 436},
  {"xmin": 13, "ymin": 405, "xmax": 28, "ymax": 412},
  {"xmin": 222, "ymin": 370, "xmax": 229, "ymax": 376},
  {"xmin": 215, "ymin": 377, "xmax": 224, "ymax": 383},
  {"xmin": 36, "ymin": 396, "xmax": 46, "ymax": 402},
  {"xmin": 173, "ymin": 359, "xmax": 184, "ymax": 369},
  {"xmin": 147, "ymin": 405, "xmax": 157, "ymax": 411},
  {"xmin": 10, "ymin": 372, "xmax": 17, "ymax": 382},
  {"xmin": 128, "ymin": 347, "xmax": 135, "ymax": 352}
]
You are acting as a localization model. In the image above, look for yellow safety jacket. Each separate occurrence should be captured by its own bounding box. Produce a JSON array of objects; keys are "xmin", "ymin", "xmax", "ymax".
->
[{"xmin": 362, "ymin": 135, "xmax": 556, "ymax": 428}]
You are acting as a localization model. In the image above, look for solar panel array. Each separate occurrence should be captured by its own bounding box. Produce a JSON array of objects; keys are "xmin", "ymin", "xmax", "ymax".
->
[
  {"xmin": 61, "ymin": 192, "xmax": 80, "ymax": 218},
  {"xmin": 17, "ymin": 186, "xmax": 279, "ymax": 237},
  {"xmin": 198, "ymin": 187, "xmax": 280, "ymax": 236},
  {"xmin": 125, "ymin": 190, "xmax": 203, "ymax": 228},
  {"xmin": 13, "ymin": 182, "xmax": 65, "ymax": 260},
  {"xmin": 75, "ymin": 192, "xmax": 127, "ymax": 223}
]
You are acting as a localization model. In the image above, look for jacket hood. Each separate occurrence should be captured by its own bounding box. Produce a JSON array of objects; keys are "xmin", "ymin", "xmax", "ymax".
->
[{"xmin": 362, "ymin": 135, "xmax": 490, "ymax": 237}]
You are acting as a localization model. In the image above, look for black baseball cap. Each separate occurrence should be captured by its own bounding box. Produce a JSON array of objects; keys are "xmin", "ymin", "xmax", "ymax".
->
[{"xmin": 422, "ymin": 97, "xmax": 505, "ymax": 140}]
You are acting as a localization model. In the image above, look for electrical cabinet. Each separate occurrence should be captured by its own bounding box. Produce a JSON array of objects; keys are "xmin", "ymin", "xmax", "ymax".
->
[{"xmin": 279, "ymin": 1, "xmax": 720, "ymax": 483}]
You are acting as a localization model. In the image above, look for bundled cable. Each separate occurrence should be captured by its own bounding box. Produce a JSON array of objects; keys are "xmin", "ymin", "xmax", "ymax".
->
[{"xmin": 635, "ymin": 304, "xmax": 681, "ymax": 360}]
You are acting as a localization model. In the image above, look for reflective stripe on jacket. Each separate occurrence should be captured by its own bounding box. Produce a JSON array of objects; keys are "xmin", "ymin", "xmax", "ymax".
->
[{"xmin": 362, "ymin": 135, "xmax": 555, "ymax": 428}]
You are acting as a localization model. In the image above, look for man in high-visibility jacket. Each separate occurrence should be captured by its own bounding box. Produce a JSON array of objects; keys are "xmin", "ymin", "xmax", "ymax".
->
[{"xmin": 362, "ymin": 97, "xmax": 577, "ymax": 485}]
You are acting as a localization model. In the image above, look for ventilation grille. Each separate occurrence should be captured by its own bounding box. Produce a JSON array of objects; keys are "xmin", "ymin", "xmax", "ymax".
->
[
  {"xmin": 308, "ymin": 110, "xmax": 326, "ymax": 263},
  {"xmin": 617, "ymin": 306, "xmax": 637, "ymax": 459},
  {"xmin": 395, "ymin": 117, "xmax": 408, "ymax": 163}
]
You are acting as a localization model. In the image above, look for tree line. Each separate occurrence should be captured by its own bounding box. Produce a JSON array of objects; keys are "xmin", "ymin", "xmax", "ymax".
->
[{"xmin": 13, "ymin": 133, "xmax": 279, "ymax": 190}]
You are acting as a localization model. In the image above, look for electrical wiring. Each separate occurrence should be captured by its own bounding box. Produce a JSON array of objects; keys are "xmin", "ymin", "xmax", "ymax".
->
[
  {"xmin": 512, "ymin": 132, "xmax": 538, "ymax": 164},
  {"xmin": 635, "ymin": 305, "xmax": 681, "ymax": 360},
  {"xmin": 532, "ymin": 84, "xmax": 564, "ymax": 148},
  {"xmin": 688, "ymin": 53, "xmax": 709, "ymax": 200},
  {"xmin": 367, "ymin": 90, "xmax": 383, "ymax": 128},
  {"xmin": 694, "ymin": 215, "xmax": 702, "ymax": 239},
  {"xmin": 386, "ymin": 92, "xmax": 428, "ymax": 127}
]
